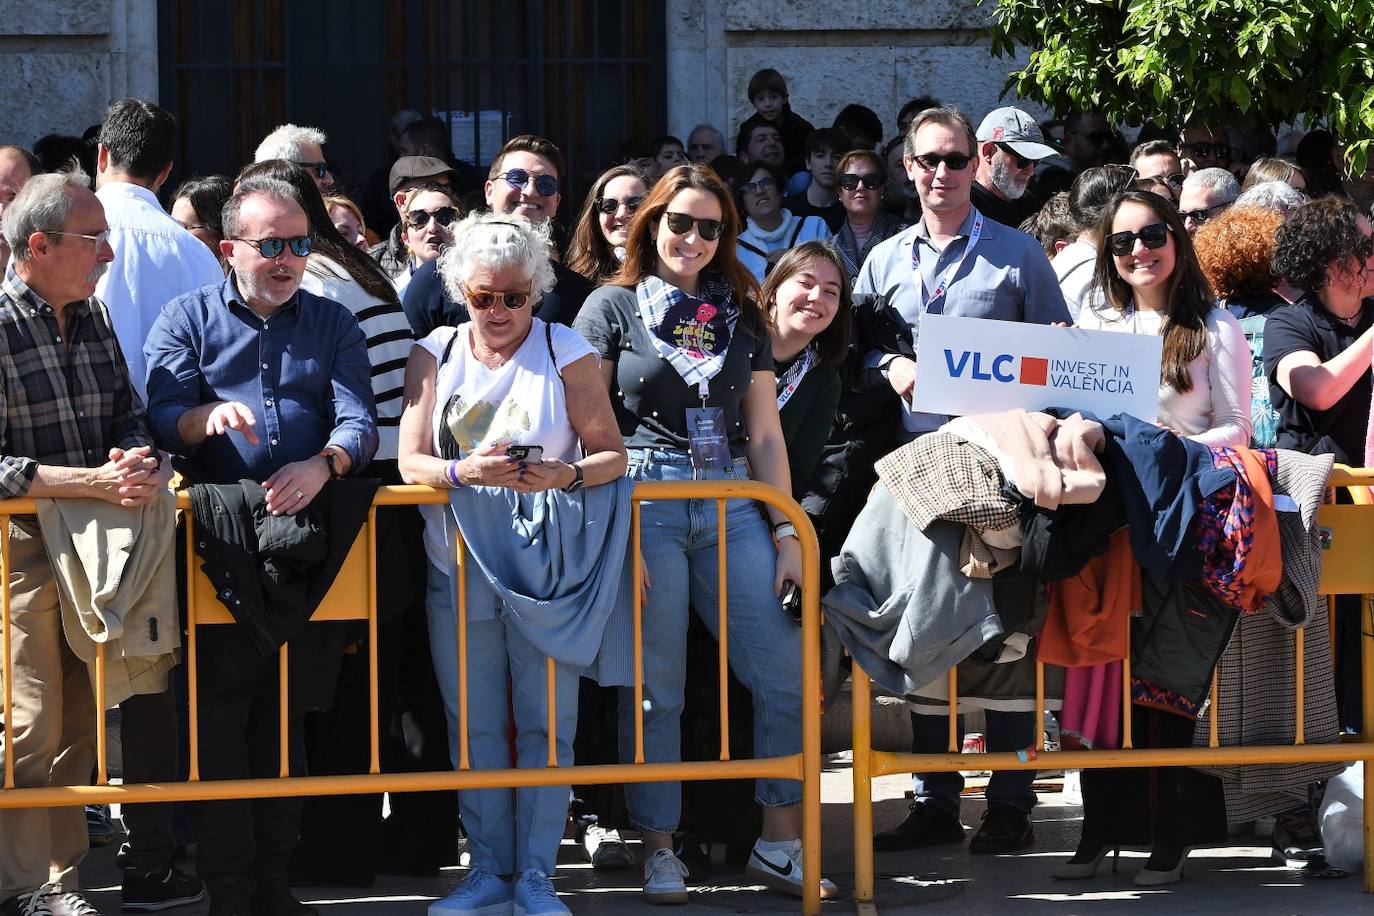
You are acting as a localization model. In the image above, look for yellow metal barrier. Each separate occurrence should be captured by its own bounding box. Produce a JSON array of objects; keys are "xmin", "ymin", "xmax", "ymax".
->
[
  {"xmin": 0, "ymin": 481, "xmax": 825, "ymax": 915},
  {"xmin": 851, "ymin": 464, "xmax": 1374, "ymax": 908}
]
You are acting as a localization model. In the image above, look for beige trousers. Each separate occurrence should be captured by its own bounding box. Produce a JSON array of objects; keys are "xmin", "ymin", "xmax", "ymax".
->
[{"xmin": 0, "ymin": 520, "xmax": 96, "ymax": 900}]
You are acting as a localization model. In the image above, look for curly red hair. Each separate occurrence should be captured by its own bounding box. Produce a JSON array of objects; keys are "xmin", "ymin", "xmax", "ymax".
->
[{"xmin": 1192, "ymin": 205, "xmax": 1283, "ymax": 299}]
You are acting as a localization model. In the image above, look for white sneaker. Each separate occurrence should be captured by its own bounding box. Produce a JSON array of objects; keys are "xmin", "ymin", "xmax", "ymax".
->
[
  {"xmin": 583, "ymin": 824, "xmax": 635, "ymax": 869},
  {"xmin": 745, "ymin": 838, "xmax": 839, "ymax": 899},
  {"xmin": 642, "ymin": 847, "xmax": 689, "ymax": 905}
]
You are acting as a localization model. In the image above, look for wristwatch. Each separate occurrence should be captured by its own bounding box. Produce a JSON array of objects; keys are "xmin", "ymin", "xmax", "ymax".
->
[
  {"xmin": 319, "ymin": 448, "xmax": 343, "ymax": 479},
  {"xmin": 562, "ymin": 462, "xmax": 585, "ymax": 493}
]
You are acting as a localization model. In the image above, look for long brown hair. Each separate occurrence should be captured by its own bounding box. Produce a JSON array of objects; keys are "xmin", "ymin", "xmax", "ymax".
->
[
  {"xmin": 609, "ymin": 162, "xmax": 762, "ymax": 314},
  {"xmin": 759, "ymin": 241, "xmax": 853, "ymax": 369},
  {"xmin": 1092, "ymin": 189, "xmax": 1216, "ymax": 392},
  {"xmin": 565, "ymin": 164, "xmax": 647, "ymax": 282}
]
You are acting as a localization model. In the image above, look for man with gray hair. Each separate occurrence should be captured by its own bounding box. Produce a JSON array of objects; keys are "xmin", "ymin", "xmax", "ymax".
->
[
  {"xmin": 687, "ymin": 123, "xmax": 725, "ymax": 164},
  {"xmin": 145, "ymin": 177, "xmax": 377, "ymax": 916},
  {"xmin": 1179, "ymin": 167, "xmax": 1241, "ymax": 233},
  {"xmin": 1235, "ymin": 179, "xmax": 1307, "ymax": 216},
  {"xmin": 0, "ymin": 169, "xmax": 169, "ymax": 916},
  {"xmin": 254, "ymin": 124, "xmax": 334, "ymax": 194}
]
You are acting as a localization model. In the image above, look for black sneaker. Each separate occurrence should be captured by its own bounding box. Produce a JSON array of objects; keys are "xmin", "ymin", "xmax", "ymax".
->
[
  {"xmin": 1272, "ymin": 807, "xmax": 1324, "ymax": 867},
  {"xmin": 873, "ymin": 802, "xmax": 965, "ymax": 851},
  {"xmin": 121, "ymin": 864, "xmax": 205, "ymax": 912},
  {"xmin": 249, "ymin": 876, "xmax": 318, "ymax": 916},
  {"xmin": 85, "ymin": 806, "xmax": 115, "ymax": 847},
  {"xmin": 968, "ymin": 802, "xmax": 1034, "ymax": 855}
]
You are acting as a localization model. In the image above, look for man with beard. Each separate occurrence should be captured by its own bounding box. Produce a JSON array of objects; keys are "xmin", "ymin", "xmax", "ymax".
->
[{"xmin": 970, "ymin": 108, "xmax": 1059, "ymax": 228}]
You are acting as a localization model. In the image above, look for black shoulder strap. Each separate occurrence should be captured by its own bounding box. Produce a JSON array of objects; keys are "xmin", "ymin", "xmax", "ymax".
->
[
  {"xmin": 437, "ymin": 327, "xmax": 460, "ymax": 369},
  {"xmin": 788, "ymin": 216, "xmax": 806, "ymax": 248}
]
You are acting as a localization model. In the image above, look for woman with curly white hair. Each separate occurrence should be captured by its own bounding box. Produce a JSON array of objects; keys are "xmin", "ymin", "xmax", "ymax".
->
[{"xmin": 399, "ymin": 212, "xmax": 628, "ymax": 916}]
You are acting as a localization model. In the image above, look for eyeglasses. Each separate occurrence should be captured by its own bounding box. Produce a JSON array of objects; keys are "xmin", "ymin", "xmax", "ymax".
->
[
  {"xmin": 1181, "ymin": 143, "xmax": 1232, "ymax": 161},
  {"xmin": 230, "ymin": 236, "xmax": 313, "ymax": 258},
  {"xmin": 738, "ymin": 176, "xmax": 777, "ymax": 195},
  {"xmin": 291, "ymin": 160, "xmax": 330, "ymax": 179},
  {"xmin": 496, "ymin": 169, "xmax": 559, "ymax": 197},
  {"xmin": 838, "ymin": 173, "xmax": 883, "ymax": 191},
  {"xmin": 459, "ymin": 281, "xmax": 532, "ymax": 310},
  {"xmin": 596, "ymin": 195, "xmax": 644, "ymax": 215},
  {"xmin": 663, "ymin": 211, "xmax": 724, "ymax": 241},
  {"xmin": 1179, "ymin": 203, "xmax": 1229, "ymax": 225},
  {"xmin": 996, "ymin": 143, "xmax": 1034, "ymax": 170},
  {"xmin": 1107, "ymin": 222, "xmax": 1171, "ymax": 257},
  {"xmin": 404, "ymin": 206, "xmax": 459, "ymax": 229},
  {"xmin": 1136, "ymin": 172, "xmax": 1186, "ymax": 193},
  {"xmin": 910, "ymin": 152, "xmax": 974, "ymax": 172},
  {"xmin": 46, "ymin": 229, "xmax": 111, "ymax": 248}
]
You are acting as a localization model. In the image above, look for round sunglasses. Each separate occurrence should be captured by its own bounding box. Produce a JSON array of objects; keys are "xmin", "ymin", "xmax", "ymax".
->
[
  {"xmin": 595, "ymin": 195, "xmax": 644, "ymax": 215},
  {"xmin": 459, "ymin": 280, "xmax": 533, "ymax": 310},
  {"xmin": 496, "ymin": 169, "xmax": 559, "ymax": 197}
]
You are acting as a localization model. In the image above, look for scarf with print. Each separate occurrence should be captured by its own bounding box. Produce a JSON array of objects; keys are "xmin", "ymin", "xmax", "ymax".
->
[{"xmin": 635, "ymin": 274, "xmax": 738, "ymax": 391}]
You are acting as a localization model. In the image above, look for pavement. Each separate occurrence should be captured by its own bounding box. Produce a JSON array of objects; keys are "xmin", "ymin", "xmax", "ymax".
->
[{"xmin": 75, "ymin": 753, "xmax": 1369, "ymax": 915}]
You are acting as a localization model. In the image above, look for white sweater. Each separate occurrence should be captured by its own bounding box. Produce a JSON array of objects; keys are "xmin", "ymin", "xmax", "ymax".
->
[
  {"xmin": 1076, "ymin": 302, "xmax": 1252, "ymax": 448},
  {"xmin": 737, "ymin": 210, "xmax": 832, "ymax": 283}
]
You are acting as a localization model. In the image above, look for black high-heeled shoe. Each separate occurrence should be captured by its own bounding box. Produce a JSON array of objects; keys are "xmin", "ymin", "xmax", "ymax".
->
[{"xmin": 1052, "ymin": 839, "xmax": 1120, "ymax": 879}]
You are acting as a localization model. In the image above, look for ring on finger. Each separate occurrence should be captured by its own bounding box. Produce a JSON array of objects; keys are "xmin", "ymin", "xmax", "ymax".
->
[{"xmin": 294, "ymin": 489, "xmax": 304, "ymax": 499}]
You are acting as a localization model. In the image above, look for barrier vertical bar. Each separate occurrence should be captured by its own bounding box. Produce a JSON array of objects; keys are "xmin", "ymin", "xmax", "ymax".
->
[
  {"xmin": 1362, "ymin": 593, "xmax": 1373, "ymax": 894},
  {"xmin": 851, "ymin": 666, "xmax": 874, "ymax": 906},
  {"xmin": 1122, "ymin": 626, "xmax": 1133, "ymax": 749},
  {"xmin": 632, "ymin": 499, "xmax": 645, "ymax": 764},
  {"xmin": 947, "ymin": 669, "xmax": 958, "ymax": 752},
  {"xmin": 1034, "ymin": 661, "xmax": 1044, "ymax": 750},
  {"xmin": 1208, "ymin": 679, "xmax": 1219, "ymax": 748},
  {"xmin": 547, "ymin": 657, "xmax": 558, "ymax": 767},
  {"xmin": 367, "ymin": 507, "xmax": 380, "ymax": 773},
  {"xmin": 278, "ymin": 644, "xmax": 290, "ymax": 778},
  {"xmin": 95, "ymin": 642, "xmax": 107, "ymax": 785},
  {"xmin": 2, "ymin": 519, "xmax": 13, "ymax": 789},
  {"xmin": 717, "ymin": 498, "xmax": 730, "ymax": 761},
  {"xmin": 799, "ymin": 513, "xmax": 821, "ymax": 916},
  {"xmin": 185, "ymin": 518, "xmax": 200, "ymax": 782},
  {"xmin": 1294, "ymin": 626, "xmax": 1306, "ymax": 745},
  {"xmin": 456, "ymin": 533, "xmax": 470, "ymax": 771}
]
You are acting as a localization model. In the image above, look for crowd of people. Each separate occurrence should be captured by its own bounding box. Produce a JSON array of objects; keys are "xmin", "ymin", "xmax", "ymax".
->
[{"xmin": 0, "ymin": 65, "xmax": 1369, "ymax": 916}]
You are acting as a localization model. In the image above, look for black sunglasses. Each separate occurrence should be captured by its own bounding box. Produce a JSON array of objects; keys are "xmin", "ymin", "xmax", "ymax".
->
[
  {"xmin": 996, "ymin": 143, "xmax": 1034, "ymax": 169},
  {"xmin": 838, "ymin": 173, "xmax": 883, "ymax": 191},
  {"xmin": 291, "ymin": 160, "xmax": 330, "ymax": 179},
  {"xmin": 231, "ymin": 236, "xmax": 313, "ymax": 258},
  {"xmin": 405, "ymin": 206, "xmax": 459, "ymax": 229},
  {"xmin": 663, "ymin": 211, "xmax": 724, "ymax": 241},
  {"xmin": 1107, "ymin": 222, "xmax": 1170, "ymax": 257},
  {"xmin": 1182, "ymin": 142, "xmax": 1231, "ymax": 160},
  {"xmin": 1180, "ymin": 203, "xmax": 1229, "ymax": 225},
  {"xmin": 496, "ymin": 169, "xmax": 559, "ymax": 197},
  {"xmin": 911, "ymin": 152, "xmax": 973, "ymax": 172},
  {"xmin": 596, "ymin": 195, "xmax": 644, "ymax": 215},
  {"xmin": 1137, "ymin": 172, "xmax": 1186, "ymax": 193}
]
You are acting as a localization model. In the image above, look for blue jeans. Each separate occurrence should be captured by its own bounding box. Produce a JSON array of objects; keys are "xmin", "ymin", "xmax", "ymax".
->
[
  {"xmin": 618, "ymin": 449, "xmax": 803, "ymax": 834},
  {"xmin": 910, "ymin": 709, "xmax": 1038, "ymax": 816},
  {"xmin": 426, "ymin": 563, "xmax": 580, "ymax": 876}
]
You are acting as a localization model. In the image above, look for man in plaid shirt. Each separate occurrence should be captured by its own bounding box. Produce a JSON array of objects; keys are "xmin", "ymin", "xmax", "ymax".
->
[{"xmin": 0, "ymin": 169, "xmax": 169, "ymax": 916}]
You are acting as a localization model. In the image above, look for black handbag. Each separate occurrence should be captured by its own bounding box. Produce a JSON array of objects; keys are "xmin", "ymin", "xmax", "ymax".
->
[{"xmin": 1130, "ymin": 575, "xmax": 1239, "ymax": 707}]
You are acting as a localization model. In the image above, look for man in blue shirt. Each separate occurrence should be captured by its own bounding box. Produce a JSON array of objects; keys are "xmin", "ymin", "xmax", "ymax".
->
[
  {"xmin": 145, "ymin": 177, "xmax": 377, "ymax": 916},
  {"xmin": 856, "ymin": 108, "xmax": 1068, "ymax": 860}
]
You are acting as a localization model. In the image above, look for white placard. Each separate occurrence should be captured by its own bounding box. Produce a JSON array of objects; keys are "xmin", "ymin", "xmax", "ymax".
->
[
  {"xmin": 912, "ymin": 314, "xmax": 1162, "ymax": 421},
  {"xmin": 434, "ymin": 110, "xmax": 508, "ymax": 166}
]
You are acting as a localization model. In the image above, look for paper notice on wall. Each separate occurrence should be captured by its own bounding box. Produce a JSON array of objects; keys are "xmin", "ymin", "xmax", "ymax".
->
[
  {"xmin": 434, "ymin": 110, "xmax": 508, "ymax": 166},
  {"xmin": 912, "ymin": 314, "xmax": 1162, "ymax": 421}
]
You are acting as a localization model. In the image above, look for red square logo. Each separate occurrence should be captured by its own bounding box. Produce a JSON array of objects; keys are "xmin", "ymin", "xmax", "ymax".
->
[{"xmin": 1019, "ymin": 356, "xmax": 1048, "ymax": 386}]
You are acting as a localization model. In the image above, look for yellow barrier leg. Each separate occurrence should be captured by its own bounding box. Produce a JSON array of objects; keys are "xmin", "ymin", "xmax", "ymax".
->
[
  {"xmin": 801, "ymin": 547, "xmax": 821, "ymax": 916},
  {"xmin": 1363, "ymin": 594, "xmax": 1373, "ymax": 893},
  {"xmin": 852, "ymin": 667, "xmax": 874, "ymax": 905}
]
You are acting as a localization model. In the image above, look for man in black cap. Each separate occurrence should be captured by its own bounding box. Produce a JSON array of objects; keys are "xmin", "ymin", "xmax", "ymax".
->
[
  {"xmin": 367, "ymin": 156, "xmax": 457, "ymax": 282},
  {"xmin": 970, "ymin": 107, "xmax": 1060, "ymax": 228}
]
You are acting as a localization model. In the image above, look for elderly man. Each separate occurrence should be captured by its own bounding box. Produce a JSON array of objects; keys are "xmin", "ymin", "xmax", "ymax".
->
[
  {"xmin": 971, "ymin": 107, "xmax": 1060, "ymax": 228},
  {"xmin": 687, "ymin": 123, "xmax": 725, "ymax": 163},
  {"xmin": 255, "ymin": 124, "xmax": 334, "ymax": 194},
  {"xmin": 0, "ymin": 146, "xmax": 37, "ymax": 273},
  {"xmin": 855, "ymin": 106, "xmax": 1069, "ymax": 859},
  {"xmin": 0, "ymin": 169, "xmax": 169, "ymax": 916},
  {"xmin": 94, "ymin": 95, "xmax": 219, "ymax": 913},
  {"xmin": 401, "ymin": 134, "xmax": 592, "ymax": 336},
  {"xmin": 1179, "ymin": 167, "xmax": 1241, "ymax": 233},
  {"xmin": 144, "ymin": 177, "xmax": 377, "ymax": 916}
]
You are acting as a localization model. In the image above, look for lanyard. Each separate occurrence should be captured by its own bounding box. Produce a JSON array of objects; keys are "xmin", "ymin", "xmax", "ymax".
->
[
  {"xmin": 775, "ymin": 346, "xmax": 817, "ymax": 410},
  {"xmin": 912, "ymin": 209, "xmax": 984, "ymax": 316}
]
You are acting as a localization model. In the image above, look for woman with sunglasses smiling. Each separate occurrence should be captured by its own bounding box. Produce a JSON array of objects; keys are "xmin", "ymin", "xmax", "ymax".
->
[
  {"xmin": 833, "ymin": 149, "xmax": 907, "ymax": 277},
  {"xmin": 566, "ymin": 164, "xmax": 649, "ymax": 283},
  {"xmin": 399, "ymin": 212, "xmax": 628, "ymax": 916},
  {"xmin": 734, "ymin": 160, "xmax": 831, "ymax": 283},
  {"xmin": 387, "ymin": 183, "xmax": 461, "ymax": 294},
  {"xmin": 1059, "ymin": 189, "xmax": 1251, "ymax": 887},
  {"xmin": 574, "ymin": 163, "xmax": 836, "ymax": 903}
]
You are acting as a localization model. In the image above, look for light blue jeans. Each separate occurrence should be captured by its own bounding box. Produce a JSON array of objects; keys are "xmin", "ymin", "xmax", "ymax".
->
[
  {"xmin": 619, "ymin": 449, "xmax": 803, "ymax": 834},
  {"xmin": 426, "ymin": 563, "xmax": 581, "ymax": 876}
]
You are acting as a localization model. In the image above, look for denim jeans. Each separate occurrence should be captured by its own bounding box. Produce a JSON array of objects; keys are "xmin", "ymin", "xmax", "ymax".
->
[
  {"xmin": 618, "ymin": 449, "xmax": 803, "ymax": 834},
  {"xmin": 909, "ymin": 709, "xmax": 1038, "ymax": 816},
  {"xmin": 426, "ymin": 564, "xmax": 581, "ymax": 876}
]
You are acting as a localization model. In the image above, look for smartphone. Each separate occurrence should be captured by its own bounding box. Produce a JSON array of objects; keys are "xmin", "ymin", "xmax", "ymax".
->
[
  {"xmin": 505, "ymin": 444, "xmax": 545, "ymax": 462},
  {"xmin": 780, "ymin": 580, "xmax": 802, "ymax": 621}
]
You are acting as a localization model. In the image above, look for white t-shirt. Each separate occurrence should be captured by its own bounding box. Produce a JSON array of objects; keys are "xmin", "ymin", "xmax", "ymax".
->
[
  {"xmin": 1076, "ymin": 303, "xmax": 1252, "ymax": 448},
  {"xmin": 416, "ymin": 318, "xmax": 596, "ymax": 569}
]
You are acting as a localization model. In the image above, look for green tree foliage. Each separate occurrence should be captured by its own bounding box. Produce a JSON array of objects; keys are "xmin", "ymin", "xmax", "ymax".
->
[{"xmin": 985, "ymin": 0, "xmax": 1374, "ymax": 163}]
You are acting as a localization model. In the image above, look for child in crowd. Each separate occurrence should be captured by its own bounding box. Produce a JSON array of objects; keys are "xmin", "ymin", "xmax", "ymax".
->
[{"xmin": 736, "ymin": 67, "xmax": 815, "ymax": 178}]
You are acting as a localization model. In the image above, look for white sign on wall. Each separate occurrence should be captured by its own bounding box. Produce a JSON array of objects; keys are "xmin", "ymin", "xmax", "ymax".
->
[{"xmin": 912, "ymin": 315, "xmax": 1163, "ymax": 421}]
